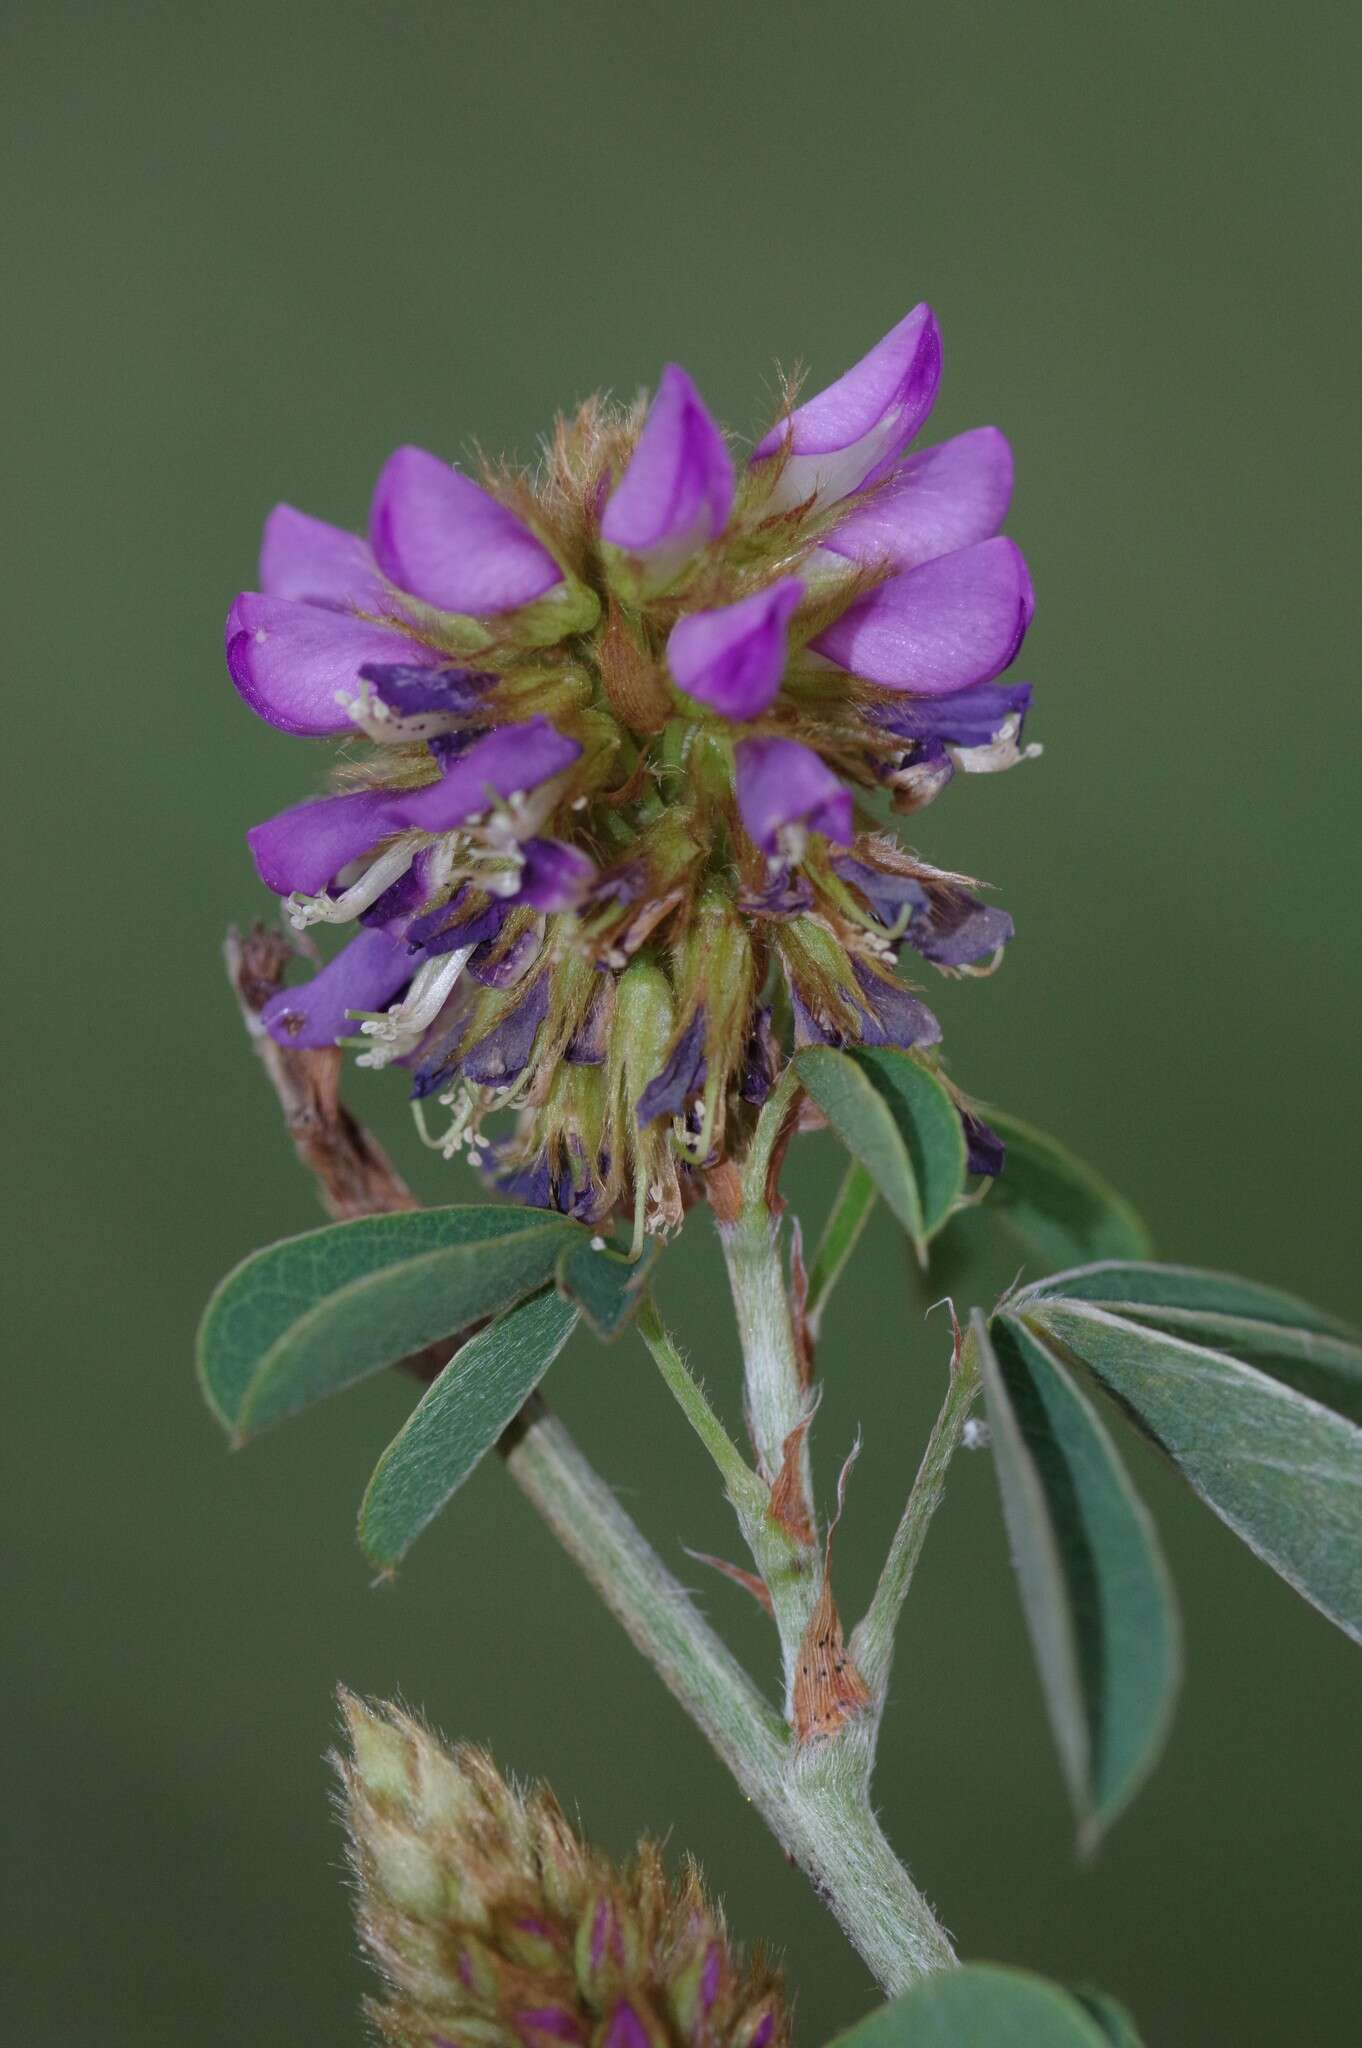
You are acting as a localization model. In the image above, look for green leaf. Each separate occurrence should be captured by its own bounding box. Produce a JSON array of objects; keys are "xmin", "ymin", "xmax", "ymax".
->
[
  {"xmin": 976, "ymin": 1312, "xmax": 1180, "ymax": 1845},
  {"xmin": 805, "ymin": 1159, "xmax": 877, "ymax": 1333},
  {"xmin": 1025, "ymin": 1297, "xmax": 1362, "ymax": 1644},
  {"xmin": 1070, "ymin": 1987, "xmax": 1146, "ymax": 2046},
  {"xmin": 197, "ymin": 1205, "xmax": 577, "ymax": 1440},
  {"xmin": 796, "ymin": 1045, "xmax": 966, "ymax": 1263},
  {"xmin": 1020, "ymin": 1261, "xmax": 1362, "ymax": 1423},
  {"xmin": 977, "ymin": 1110, "xmax": 1152, "ymax": 1268},
  {"xmin": 555, "ymin": 1234, "xmax": 656, "ymax": 1339},
  {"xmin": 358, "ymin": 1288, "xmax": 579, "ymax": 1568},
  {"xmin": 824, "ymin": 1962, "xmax": 1111, "ymax": 2046}
]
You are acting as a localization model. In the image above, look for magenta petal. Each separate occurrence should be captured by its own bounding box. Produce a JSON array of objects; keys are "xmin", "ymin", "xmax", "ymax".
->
[
  {"xmin": 600, "ymin": 363, "xmax": 734, "ymax": 579},
  {"xmin": 225, "ymin": 593, "xmax": 441, "ymax": 736},
  {"xmin": 752, "ymin": 303, "xmax": 942, "ymax": 507},
  {"xmin": 667, "ymin": 578, "xmax": 804, "ymax": 720},
  {"xmin": 247, "ymin": 787, "xmax": 399, "ymax": 895},
  {"xmin": 259, "ymin": 504, "xmax": 384, "ymax": 612},
  {"xmin": 369, "ymin": 445, "xmax": 563, "ymax": 615},
  {"xmin": 811, "ymin": 537, "xmax": 1034, "ymax": 694},
  {"xmin": 823, "ymin": 427, "xmax": 1014, "ymax": 572},
  {"xmin": 736, "ymin": 737, "xmax": 853, "ymax": 854},
  {"xmin": 261, "ymin": 928, "xmax": 414, "ymax": 1048},
  {"xmin": 381, "ymin": 719, "xmax": 581, "ymax": 835}
]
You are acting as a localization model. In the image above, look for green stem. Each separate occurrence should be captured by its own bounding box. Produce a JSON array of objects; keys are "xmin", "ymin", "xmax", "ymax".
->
[
  {"xmin": 805, "ymin": 1159, "xmax": 877, "ymax": 1336},
  {"xmin": 851, "ymin": 1323, "xmax": 982, "ymax": 1700},
  {"xmin": 635, "ymin": 1296, "xmax": 764, "ymax": 1514},
  {"xmin": 500, "ymin": 1394, "xmax": 956, "ymax": 1991}
]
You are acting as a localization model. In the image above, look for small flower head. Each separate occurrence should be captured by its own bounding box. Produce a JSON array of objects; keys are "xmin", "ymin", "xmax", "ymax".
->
[
  {"xmin": 227, "ymin": 309, "xmax": 1037, "ymax": 1236},
  {"xmin": 337, "ymin": 1692, "xmax": 790, "ymax": 2048}
]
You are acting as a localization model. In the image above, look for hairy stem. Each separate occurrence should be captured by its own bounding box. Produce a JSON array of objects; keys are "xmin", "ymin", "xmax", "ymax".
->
[
  {"xmin": 852, "ymin": 1323, "xmax": 982, "ymax": 1700},
  {"xmin": 635, "ymin": 1297, "xmax": 764, "ymax": 1514},
  {"xmin": 500, "ymin": 1395, "xmax": 956, "ymax": 1990}
]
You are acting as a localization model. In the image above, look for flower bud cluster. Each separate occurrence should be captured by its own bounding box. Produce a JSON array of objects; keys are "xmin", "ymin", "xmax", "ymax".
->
[
  {"xmin": 338, "ymin": 1692, "xmax": 789, "ymax": 2047},
  {"xmin": 227, "ymin": 308, "xmax": 1036, "ymax": 1238}
]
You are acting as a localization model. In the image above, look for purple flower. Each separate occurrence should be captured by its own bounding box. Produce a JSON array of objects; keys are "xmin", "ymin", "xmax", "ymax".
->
[
  {"xmin": 516, "ymin": 837, "xmax": 596, "ymax": 910},
  {"xmin": 962, "ymin": 1108, "xmax": 1007, "ymax": 1176},
  {"xmin": 600, "ymin": 363, "xmax": 734, "ymax": 588},
  {"xmin": 811, "ymin": 537, "xmax": 1033, "ymax": 693},
  {"xmin": 599, "ymin": 2004, "xmax": 651, "ymax": 2048},
  {"xmin": 261, "ymin": 927, "xmax": 414, "ymax": 1047},
  {"xmin": 868, "ymin": 678, "xmax": 1033, "ymax": 750},
  {"xmin": 378, "ymin": 720, "xmax": 580, "ymax": 836},
  {"xmin": 458, "ymin": 973, "xmax": 550, "ymax": 1087},
  {"xmin": 259, "ymin": 503, "xmax": 385, "ymax": 612},
  {"xmin": 821, "ymin": 426, "xmax": 1014, "ymax": 572},
  {"xmin": 225, "ymin": 593, "xmax": 445, "ymax": 737},
  {"xmin": 832, "ymin": 856, "xmax": 1013, "ymax": 967},
  {"xmin": 736, "ymin": 737, "xmax": 853, "ymax": 856},
  {"xmin": 357, "ymin": 661, "xmax": 499, "ymax": 718},
  {"xmin": 666, "ymin": 578, "xmax": 804, "ymax": 719},
  {"xmin": 248, "ymin": 787, "xmax": 402, "ymax": 897},
  {"xmin": 636, "ymin": 1008, "xmax": 707, "ymax": 1124},
  {"xmin": 752, "ymin": 303, "xmax": 941, "ymax": 508},
  {"xmin": 369, "ymin": 444, "xmax": 564, "ymax": 615}
]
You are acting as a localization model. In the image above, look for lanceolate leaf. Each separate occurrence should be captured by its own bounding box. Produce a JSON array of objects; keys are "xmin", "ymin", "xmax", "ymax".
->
[
  {"xmin": 1023, "ymin": 1296, "xmax": 1362, "ymax": 1643},
  {"xmin": 359, "ymin": 1288, "xmax": 580, "ymax": 1569},
  {"xmin": 976, "ymin": 1110, "xmax": 1151, "ymax": 1268},
  {"xmin": 1022, "ymin": 1262, "xmax": 1362, "ymax": 1424},
  {"xmin": 796, "ymin": 1045, "xmax": 966, "ymax": 1263},
  {"xmin": 198, "ymin": 1205, "xmax": 577, "ymax": 1440},
  {"xmin": 975, "ymin": 1312, "xmax": 1180, "ymax": 1846},
  {"xmin": 824, "ymin": 1962, "xmax": 1113, "ymax": 2046}
]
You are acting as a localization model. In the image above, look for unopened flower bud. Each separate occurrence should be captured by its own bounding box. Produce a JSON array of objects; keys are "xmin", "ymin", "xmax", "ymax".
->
[{"xmin": 336, "ymin": 1695, "xmax": 790, "ymax": 2047}]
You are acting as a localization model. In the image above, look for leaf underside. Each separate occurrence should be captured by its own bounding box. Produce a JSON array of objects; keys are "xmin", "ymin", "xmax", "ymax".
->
[
  {"xmin": 359, "ymin": 1287, "xmax": 580, "ymax": 1568},
  {"xmin": 977, "ymin": 1313, "xmax": 1180, "ymax": 1844},
  {"xmin": 796, "ymin": 1044, "xmax": 966, "ymax": 1260}
]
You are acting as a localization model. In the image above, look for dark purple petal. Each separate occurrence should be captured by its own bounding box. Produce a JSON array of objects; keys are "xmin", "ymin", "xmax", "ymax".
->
[
  {"xmin": 469, "ymin": 915, "xmax": 546, "ymax": 988},
  {"xmin": 260, "ymin": 928, "xmax": 413, "ymax": 1048},
  {"xmin": 489, "ymin": 1146, "xmax": 557, "ymax": 1211},
  {"xmin": 666, "ymin": 578, "xmax": 804, "ymax": 720},
  {"xmin": 565, "ymin": 973, "xmax": 614, "ymax": 1063},
  {"xmin": 357, "ymin": 661, "xmax": 499, "ymax": 716},
  {"xmin": 739, "ymin": 1006, "xmax": 779, "ymax": 1104},
  {"xmin": 259, "ymin": 504, "xmax": 385, "ymax": 612},
  {"xmin": 359, "ymin": 845, "xmax": 446, "ymax": 928},
  {"xmin": 752, "ymin": 303, "xmax": 941, "ymax": 507},
  {"xmin": 380, "ymin": 720, "xmax": 581, "ymax": 835},
  {"xmin": 851, "ymin": 961, "xmax": 943, "ymax": 1049},
  {"xmin": 736, "ymin": 737, "xmax": 853, "ymax": 855},
  {"xmin": 961, "ymin": 1109, "xmax": 1007, "ymax": 1177},
  {"xmin": 883, "ymin": 739, "xmax": 956, "ymax": 810},
  {"xmin": 823, "ymin": 426, "xmax": 1014, "ymax": 572},
  {"xmin": 600, "ymin": 363, "xmax": 735, "ymax": 580},
  {"xmin": 811, "ymin": 538, "xmax": 1033, "ymax": 694},
  {"xmin": 904, "ymin": 893, "xmax": 1013, "ymax": 967},
  {"xmin": 460, "ymin": 974, "xmax": 550, "ymax": 1086},
  {"xmin": 369, "ymin": 445, "xmax": 563, "ymax": 615},
  {"xmin": 737, "ymin": 868, "xmax": 816, "ymax": 918},
  {"xmin": 409, "ymin": 886, "xmax": 512, "ymax": 958},
  {"xmin": 832, "ymin": 856, "xmax": 1012, "ymax": 966},
  {"xmin": 247, "ymin": 788, "xmax": 397, "ymax": 896},
  {"xmin": 868, "ymin": 678, "xmax": 1033, "ymax": 748},
  {"xmin": 516, "ymin": 838, "xmax": 597, "ymax": 910},
  {"xmin": 225, "ymin": 593, "xmax": 443, "ymax": 737},
  {"xmin": 636, "ymin": 1008, "xmax": 707, "ymax": 1124}
]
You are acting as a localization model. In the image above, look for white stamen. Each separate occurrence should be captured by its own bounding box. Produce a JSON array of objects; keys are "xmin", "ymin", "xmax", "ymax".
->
[
  {"xmin": 952, "ymin": 717, "xmax": 1044, "ymax": 777},
  {"xmin": 335, "ymin": 679, "xmax": 465, "ymax": 747},
  {"xmin": 285, "ymin": 835, "xmax": 422, "ymax": 930},
  {"xmin": 354, "ymin": 948, "xmax": 472, "ymax": 1068}
]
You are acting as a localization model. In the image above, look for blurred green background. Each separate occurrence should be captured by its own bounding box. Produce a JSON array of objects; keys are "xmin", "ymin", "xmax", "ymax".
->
[{"xmin": 6, "ymin": 2, "xmax": 1360, "ymax": 2040}]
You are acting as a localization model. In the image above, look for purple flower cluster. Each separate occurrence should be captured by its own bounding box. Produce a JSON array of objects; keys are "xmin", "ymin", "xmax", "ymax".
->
[{"xmin": 227, "ymin": 305, "xmax": 1035, "ymax": 1240}]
